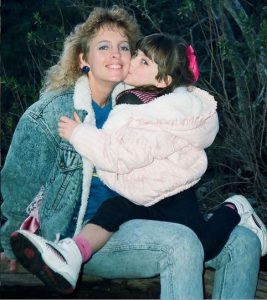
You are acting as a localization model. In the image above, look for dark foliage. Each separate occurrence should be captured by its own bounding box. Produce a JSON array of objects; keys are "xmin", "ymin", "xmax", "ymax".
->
[{"xmin": 1, "ymin": 0, "xmax": 266, "ymax": 220}]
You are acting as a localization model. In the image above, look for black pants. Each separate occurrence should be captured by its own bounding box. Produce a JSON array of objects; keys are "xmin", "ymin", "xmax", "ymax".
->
[{"xmin": 89, "ymin": 188, "xmax": 240, "ymax": 261}]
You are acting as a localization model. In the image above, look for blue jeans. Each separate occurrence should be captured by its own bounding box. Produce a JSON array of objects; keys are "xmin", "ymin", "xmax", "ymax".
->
[{"xmin": 83, "ymin": 220, "xmax": 261, "ymax": 299}]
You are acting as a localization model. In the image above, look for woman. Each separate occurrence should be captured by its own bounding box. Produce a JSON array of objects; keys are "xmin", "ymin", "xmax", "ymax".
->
[{"xmin": 1, "ymin": 6, "xmax": 261, "ymax": 299}]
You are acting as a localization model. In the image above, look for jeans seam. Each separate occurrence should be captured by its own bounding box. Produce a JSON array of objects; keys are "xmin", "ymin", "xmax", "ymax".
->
[
  {"xmin": 165, "ymin": 247, "xmax": 174, "ymax": 300},
  {"xmin": 94, "ymin": 243, "xmax": 176, "ymax": 299},
  {"xmin": 218, "ymin": 245, "xmax": 233, "ymax": 299},
  {"xmin": 99, "ymin": 242, "xmax": 169, "ymax": 253}
]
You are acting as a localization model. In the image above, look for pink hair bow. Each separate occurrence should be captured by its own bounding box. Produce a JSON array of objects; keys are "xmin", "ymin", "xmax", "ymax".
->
[{"xmin": 186, "ymin": 45, "xmax": 200, "ymax": 82}]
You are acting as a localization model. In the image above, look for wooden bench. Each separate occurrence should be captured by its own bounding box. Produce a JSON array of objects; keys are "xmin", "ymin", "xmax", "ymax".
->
[{"xmin": 1, "ymin": 261, "xmax": 266, "ymax": 299}]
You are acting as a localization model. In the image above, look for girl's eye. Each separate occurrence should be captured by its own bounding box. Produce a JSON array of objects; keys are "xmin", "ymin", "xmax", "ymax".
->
[{"xmin": 141, "ymin": 59, "xmax": 149, "ymax": 65}]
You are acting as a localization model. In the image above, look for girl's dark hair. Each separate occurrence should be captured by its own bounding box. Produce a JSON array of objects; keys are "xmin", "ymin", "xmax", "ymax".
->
[{"xmin": 136, "ymin": 33, "xmax": 195, "ymax": 95}]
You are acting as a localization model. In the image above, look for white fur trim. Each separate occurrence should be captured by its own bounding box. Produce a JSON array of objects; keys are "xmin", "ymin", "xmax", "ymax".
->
[
  {"xmin": 72, "ymin": 79, "xmax": 131, "ymax": 234},
  {"xmin": 73, "ymin": 76, "xmax": 95, "ymax": 123},
  {"xmin": 74, "ymin": 158, "xmax": 93, "ymax": 235},
  {"xmin": 72, "ymin": 76, "xmax": 96, "ymax": 234}
]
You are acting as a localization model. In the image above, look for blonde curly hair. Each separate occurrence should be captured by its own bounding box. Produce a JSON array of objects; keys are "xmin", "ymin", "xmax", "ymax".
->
[{"xmin": 42, "ymin": 6, "xmax": 141, "ymax": 92}]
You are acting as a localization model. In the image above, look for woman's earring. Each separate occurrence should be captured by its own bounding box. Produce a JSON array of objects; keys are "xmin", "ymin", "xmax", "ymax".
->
[{"xmin": 82, "ymin": 66, "xmax": 90, "ymax": 74}]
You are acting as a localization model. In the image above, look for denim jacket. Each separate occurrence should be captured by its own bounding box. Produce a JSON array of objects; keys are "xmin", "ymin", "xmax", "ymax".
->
[{"xmin": 1, "ymin": 75, "xmax": 117, "ymax": 259}]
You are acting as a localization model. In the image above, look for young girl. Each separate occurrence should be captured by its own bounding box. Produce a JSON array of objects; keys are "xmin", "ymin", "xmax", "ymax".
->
[{"xmin": 10, "ymin": 34, "xmax": 266, "ymax": 294}]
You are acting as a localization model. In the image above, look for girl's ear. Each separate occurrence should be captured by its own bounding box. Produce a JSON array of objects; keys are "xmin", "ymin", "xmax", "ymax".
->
[{"xmin": 155, "ymin": 75, "xmax": 172, "ymax": 88}]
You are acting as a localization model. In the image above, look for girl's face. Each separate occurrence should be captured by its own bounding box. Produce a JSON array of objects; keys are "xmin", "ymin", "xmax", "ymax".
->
[
  {"xmin": 80, "ymin": 26, "xmax": 131, "ymax": 87},
  {"xmin": 124, "ymin": 50, "xmax": 160, "ymax": 87}
]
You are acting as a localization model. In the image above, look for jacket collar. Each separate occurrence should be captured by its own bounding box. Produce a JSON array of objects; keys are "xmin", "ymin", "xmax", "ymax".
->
[
  {"xmin": 73, "ymin": 76, "xmax": 130, "ymax": 113},
  {"xmin": 73, "ymin": 75, "xmax": 93, "ymax": 113}
]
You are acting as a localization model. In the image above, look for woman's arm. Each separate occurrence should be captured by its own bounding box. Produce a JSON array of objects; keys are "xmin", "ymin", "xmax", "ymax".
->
[{"xmin": 1, "ymin": 112, "xmax": 56, "ymax": 259}]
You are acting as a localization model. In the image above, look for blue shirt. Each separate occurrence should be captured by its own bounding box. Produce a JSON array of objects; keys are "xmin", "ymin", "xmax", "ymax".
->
[
  {"xmin": 83, "ymin": 100, "xmax": 119, "ymax": 221},
  {"xmin": 92, "ymin": 99, "xmax": 112, "ymax": 128}
]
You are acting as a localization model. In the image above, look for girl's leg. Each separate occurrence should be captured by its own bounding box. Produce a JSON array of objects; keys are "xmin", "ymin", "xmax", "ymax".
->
[
  {"xmin": 76, "ymin": 196, "xmax": 153, "ymax": 255},
  {"xmin": 197, "ymin": 205, "xmax": 240, "ymax": 260},
  {"xmin": 88, "ymin": 196, "xmax": 151, "ymax": 232},
  {"xmin": 84, "ymin": 220, "xmax": 205, "ymax": 300},
  {"xmin": 73, "ymin": 223, "xmax": 112, "ymax": 259},
  {"xmin": 148, "ymin": 188, "xmax": 240, "ymax": 261},
  {"xmin": 196, "ymin": 194, "xmax": 266, "ymax": 260}
]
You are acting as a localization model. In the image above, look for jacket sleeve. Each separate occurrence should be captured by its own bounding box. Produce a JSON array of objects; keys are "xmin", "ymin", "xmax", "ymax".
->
[
  {"xmin": 69, "ymin": 123, "xmax": 190, "ymax": 174},
  {"xmin": 0, "ymin": 112, "xmax": 57, "ymax": 259}
]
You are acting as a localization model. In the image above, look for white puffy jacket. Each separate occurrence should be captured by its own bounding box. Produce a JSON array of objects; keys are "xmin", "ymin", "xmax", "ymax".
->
[{"xmin": 70, "ymin": 85, "xmax": 219, "ymax": 206}]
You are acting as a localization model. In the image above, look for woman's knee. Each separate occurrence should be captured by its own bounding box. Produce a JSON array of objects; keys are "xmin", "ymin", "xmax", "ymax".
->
[
  {"xmin": 129, "ymin": 221, "xmax": 205, "ymax": 269},
  {"xmin": 227, "ymin": 225, "xmax": 261, "ymax": 258},
  {"xmin": 206, "ymin": 225, "xmax": 261, "ymax": 269},
  {"xmin": 167, "ymin": 225, "xmax": 204, "ymax": 263}
]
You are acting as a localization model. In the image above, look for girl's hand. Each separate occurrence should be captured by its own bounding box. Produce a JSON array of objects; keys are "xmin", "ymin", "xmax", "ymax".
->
[
  {"xmin": 0, "ymin": 252, "xmax": 17, "ymax": 272},
  {"xmin": 58, "ymin": 112, "xmax": 81, "ymax": 141}
]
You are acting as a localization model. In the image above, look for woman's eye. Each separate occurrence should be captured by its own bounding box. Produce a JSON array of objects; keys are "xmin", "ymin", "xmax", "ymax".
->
[
  {"xmin": 98, "ymin": 44, "xmax": 109, "ymax": 50},
  {"xmin": 120, "ymin": 44, "xmax": 130, "ymax": 52}
]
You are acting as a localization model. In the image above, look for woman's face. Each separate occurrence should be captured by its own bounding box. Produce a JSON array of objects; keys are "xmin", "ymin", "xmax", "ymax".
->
[
  {"xmin": 82, "ymin": 26, "xmax": 131, "ymax": 87},
  {"xmin": 124, "ymin": 50, "xmax": 159, "ymax": 87}
]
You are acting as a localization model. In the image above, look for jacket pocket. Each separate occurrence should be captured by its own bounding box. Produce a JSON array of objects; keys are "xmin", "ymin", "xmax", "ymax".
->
[{"xmin": 42, "ymin": 143, "xmax": 83, "ymax": 212}]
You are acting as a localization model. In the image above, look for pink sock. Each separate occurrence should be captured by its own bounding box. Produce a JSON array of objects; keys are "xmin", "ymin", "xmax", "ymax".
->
[
  {"xmin": 73, "ymin": 236, "xmax": 92, "ymax": 263},
  {"xmin": 224, "ymin": 203, "xmax": 237, "ymax": 211}
]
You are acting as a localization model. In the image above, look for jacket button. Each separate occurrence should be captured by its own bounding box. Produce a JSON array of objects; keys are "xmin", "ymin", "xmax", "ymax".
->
[{"xmin": 60, "ymin": 161, "xmax": 65, "ymax": 169}]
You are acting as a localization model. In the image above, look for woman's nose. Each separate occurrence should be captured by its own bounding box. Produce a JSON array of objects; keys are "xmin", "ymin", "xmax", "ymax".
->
[{"xmin": 111, "ymin": 48, "xmax": 120, "ymax": 58}]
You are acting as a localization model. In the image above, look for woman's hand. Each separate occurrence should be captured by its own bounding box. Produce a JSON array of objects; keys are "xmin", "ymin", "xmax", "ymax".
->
[
  {"xmin": 0, "ymin": 252, "xmax": 17, "ymax": 272},
  {"xmin": 58, "ymin": 112, "xmax": 81, "ymax": 141}
]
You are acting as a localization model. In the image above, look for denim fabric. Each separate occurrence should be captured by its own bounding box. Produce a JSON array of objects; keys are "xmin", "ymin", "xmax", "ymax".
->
[
  {"xmin": 84, "ymin": 221, "xmax": 260, "ymax": 300},
  {"xmin": 84, "ymin": 220, "xmax": 204, "ymax": 299},
  {"xmin": 1, "ymin": 89, "xmax": 89, "ymax": 258},
  {"xmin": 206, "ymin": 226, "xmax": 260, "ymax": 299},
  {"xmin": 89, "ymin": 189, "xmax": 240, "ymax": 261}
]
